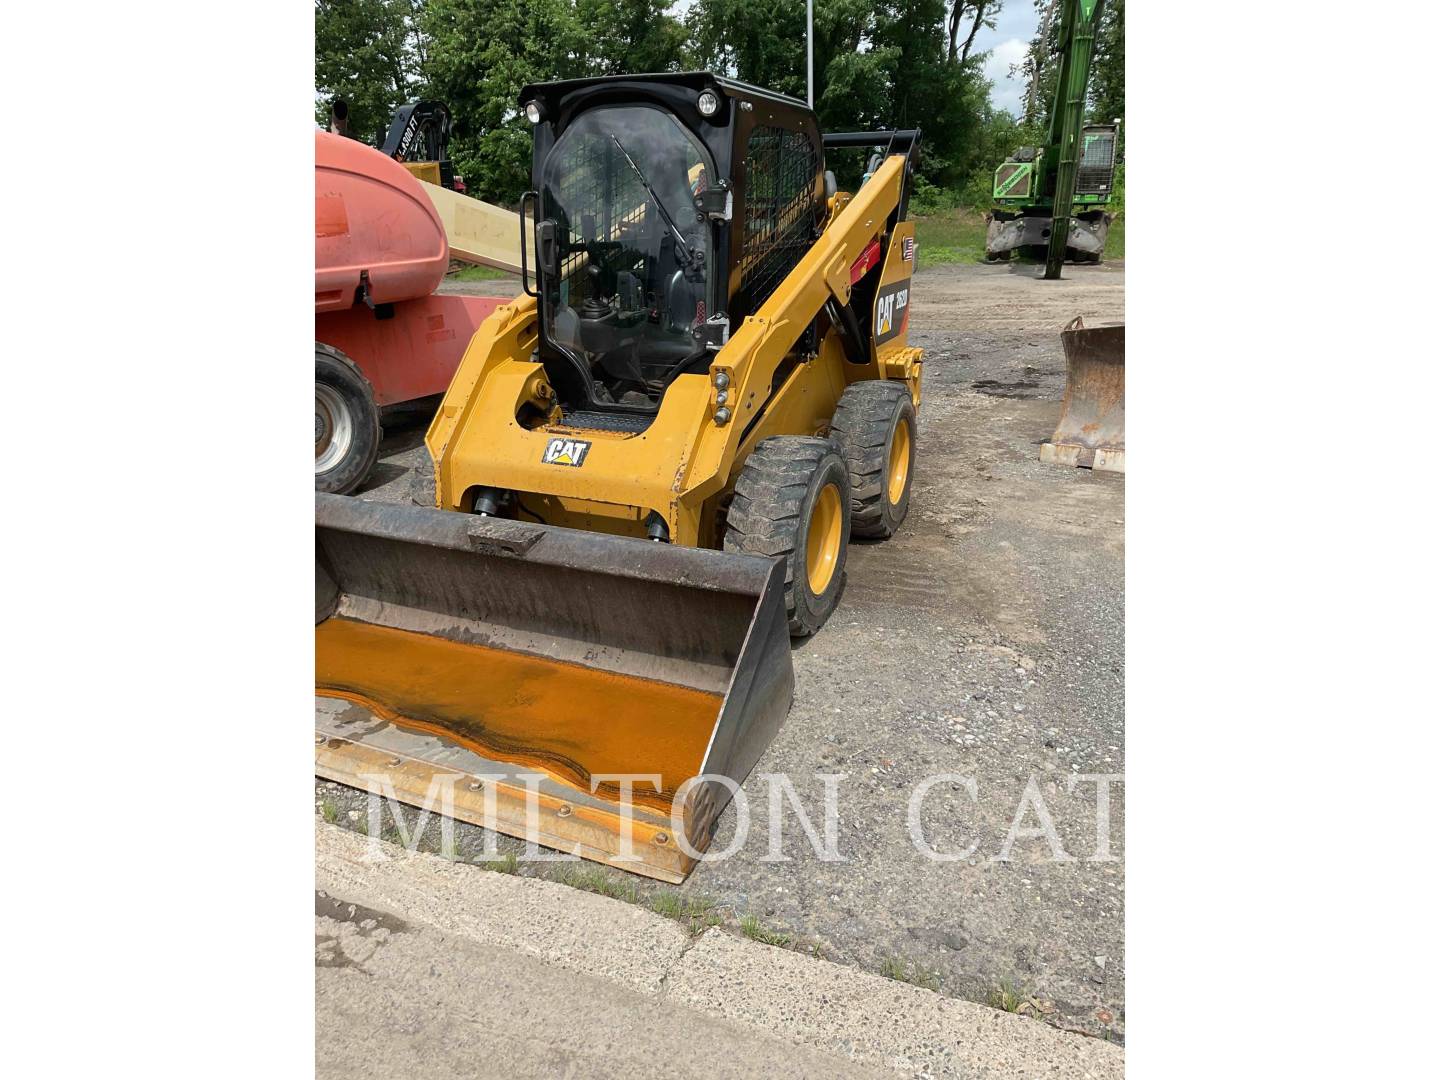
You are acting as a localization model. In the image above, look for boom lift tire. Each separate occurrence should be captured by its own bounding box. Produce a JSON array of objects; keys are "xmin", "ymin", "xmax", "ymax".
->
[
  {"xmin": 830, "ymin": 380, "xmax": 917, "ymax": 540},
  {"xmin": 724, "ymin": 437, "xmax": 851, "ymax": 638},
  {"xmin": 315, "ymin": 343, "xmax": 381, "ymax": 495}
]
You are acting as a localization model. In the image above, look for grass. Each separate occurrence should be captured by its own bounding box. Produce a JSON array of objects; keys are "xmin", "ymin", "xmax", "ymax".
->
[
  {"xmin": 448, "ymin": 263, "xmax": 513, "ymax": 281},
  {"xmin": 914, "ymin": 208, "xmax": 990, "ymax": 268},
  {"xmin": 1106, "ymin": 215, "xmax": 1126, "ymax": 260},
  {"xmin": 988, "ymin": 980, "xmax": 1026, "ymax": 1012},
  {"xmin": 912, "ymin": 205, "xmax": 1126, "ymax": 268},
  {"xmin": 739, "ymin": 913, "xmax": 793, "ymax": 948},
  {"xmin": 985, "ymin": 979, "xmax": 1053, "ymax": 1018},
  {"xmin": 476, "ymin": 850, "xmax": 518, "ymax": 874},
  {"xmin": 879, "ymin": 955, "xmax": 942, "ymax": 991},
  {"xmin": 649, "ymin": 891, "xmax": 723, "ymax": 935},
  {"xmin": 550, "ymin": 863, "xmax": 641, "ymax": 904},
  {"xmin": 320, "ymin": 798, "xmax": 340, "ymax": 825}
]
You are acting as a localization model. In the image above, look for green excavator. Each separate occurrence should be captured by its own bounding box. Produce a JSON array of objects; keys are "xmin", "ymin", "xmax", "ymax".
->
[{"xmin": 986, "ymin": 0, "xmax": 1118, "ymax": 277}]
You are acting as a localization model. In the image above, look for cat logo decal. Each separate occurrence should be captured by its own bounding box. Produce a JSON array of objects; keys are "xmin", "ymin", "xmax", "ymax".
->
[{"xmin": 541, "ymin": 437, "xmax": 592, "ymax": 467}]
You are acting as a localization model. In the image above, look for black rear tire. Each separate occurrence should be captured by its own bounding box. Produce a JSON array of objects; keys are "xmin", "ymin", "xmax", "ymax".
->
[
  {"xmin": 724, "ymin": 436, "xmax": 851, "ymax": 637},
  {"xmin": 315, "ymin": 343, "xmax": 381, "ymax": 495},
  {"xmin": 829, "ymin": 380, "xmax": 917, "ymax": 539}
]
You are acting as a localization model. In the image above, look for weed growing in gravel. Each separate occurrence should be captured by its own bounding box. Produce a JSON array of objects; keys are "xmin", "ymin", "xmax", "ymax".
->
[
  {"xmin": 320, "ymin": 799, "xmax": 340, "ymax": 824},
  {"xmin": 740, "ymin": 914, "xmax": 792, "ymax": 948},
  {"xmin": 881, "ymin": 956, "xmax": 942, "ymax": 990},
  {"xmin": 988, "ymin": 980, "xmax": 1026, "ymax": 1012},
  {"xmin": 551, "ymin": 864, "xmax": 640, "ymax": 904},
  {"xmin": 648, "ymin": 892, "xmax": 723, "ymax": 935},
  {"xmin": 476, "ymin": 851, "xmax": 518, "ymax": 874},
  {"xmin": 681, "ymin": 896, "xmax": 721, "ymax": 936}
]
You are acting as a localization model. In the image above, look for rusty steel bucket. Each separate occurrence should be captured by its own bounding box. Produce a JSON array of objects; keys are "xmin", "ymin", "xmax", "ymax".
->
[
  {"xmin": 315, "ymin": 493, "xmax": 794, "ymax": 882},
  {"xmin": 1039, "ymin": 316, "xmax": 1125, "ymax": 473}
]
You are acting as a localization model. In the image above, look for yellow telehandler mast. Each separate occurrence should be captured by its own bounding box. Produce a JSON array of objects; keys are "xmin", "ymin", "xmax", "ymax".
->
[{"xmin": 316, "ymin": 73, "xmax": 924, "ymax": 880}]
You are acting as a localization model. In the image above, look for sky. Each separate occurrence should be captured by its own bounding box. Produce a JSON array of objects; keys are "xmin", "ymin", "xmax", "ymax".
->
[{"xmin": 972, "ymin": 2, "xmax": 1039, "ymax": 118}]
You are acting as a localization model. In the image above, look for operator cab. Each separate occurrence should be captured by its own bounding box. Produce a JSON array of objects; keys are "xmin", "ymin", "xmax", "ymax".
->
[{"xmin": 518, "ymin": 73, "xmax": 825, "ymax": 426}]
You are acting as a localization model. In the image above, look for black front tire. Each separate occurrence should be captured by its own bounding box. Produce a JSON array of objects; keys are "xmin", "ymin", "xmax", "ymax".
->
[
  {"xmin": 315, "ymin": 343, "xmax": 381, "ymax": 495},
  {"xmin": 830, "ymin": 380, "xmax": 917, "ymax": 539},
  {"xmin": 724, "ymin": 436, "xmax": 851, "ymax": 637}
]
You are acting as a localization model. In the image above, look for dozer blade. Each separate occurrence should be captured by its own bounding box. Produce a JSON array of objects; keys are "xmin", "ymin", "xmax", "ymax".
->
[
  {"xmin": 314, "ymin": 493, "xmax": 793, "ymax": 883},
  {"xmin": 1039, "ymin": 316, "xmax": 1125, "ymax": 473}
]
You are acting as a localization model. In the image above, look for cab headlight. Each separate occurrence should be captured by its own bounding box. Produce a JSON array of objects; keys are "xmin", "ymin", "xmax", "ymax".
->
[{"xmin": 697, "ymin": 90, "xmax": 720, "ymax": 118}]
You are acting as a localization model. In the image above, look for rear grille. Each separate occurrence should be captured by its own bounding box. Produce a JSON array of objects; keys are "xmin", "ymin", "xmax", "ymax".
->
[{"xmin": 1076, "ymin": 128, "xmax": 1117, "ymax": 196}]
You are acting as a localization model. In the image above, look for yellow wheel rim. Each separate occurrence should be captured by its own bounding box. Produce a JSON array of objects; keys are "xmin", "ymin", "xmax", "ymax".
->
[
  {"xmin": 887, "ymin": 419, "xmax": 912, "ymax": 505},
  {"xmin": 806, "ymin": 483, "xmax": 843, "ymax": 595}
]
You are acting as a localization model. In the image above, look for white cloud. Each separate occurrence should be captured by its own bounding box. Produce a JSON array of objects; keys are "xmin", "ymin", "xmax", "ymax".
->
[{"xmin": 983, "ymin": 38, "xmax": 1029, "ymax": 118}]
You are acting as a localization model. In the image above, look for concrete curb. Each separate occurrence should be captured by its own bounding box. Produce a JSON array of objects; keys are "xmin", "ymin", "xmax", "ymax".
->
[{"xmin": 316, "ymin": 822, "xmax": 1123, "ymax": 1078}]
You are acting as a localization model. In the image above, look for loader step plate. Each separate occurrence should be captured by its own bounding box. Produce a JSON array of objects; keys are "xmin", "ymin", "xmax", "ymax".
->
[
  {"xmin": 555, "ymin": 409, "xmax": 654, "ymax": 433},
  {"xmin": 316, "ymin": 617, "xmax": 721, "ymax": 814}
]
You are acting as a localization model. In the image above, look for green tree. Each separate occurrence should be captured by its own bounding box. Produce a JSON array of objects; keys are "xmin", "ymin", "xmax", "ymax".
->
[
  {"xmin": 421, "ymin": 0, "xmax": 588, "ymax": 202},
  {"xmin": 1014, "ymin": 0, "xmax": 1059, "ymax": 127},
  {"xmin": 688, "ymin": 0, "xmax": 1000, "ymax": 190},
  {"xmin": 577, "ymin": 0, "xmax": 689, "ymax": 75},
  {"xmin": 688, "ymin": 0, "xmax": 808, "ymax": 99},
  {"xmin": 1087, "ymin": 0, "xmax": 1123, "ymax": 125},
  {"xmin": 1015, "ymin": 0, "xmax": 1122, "ymax": 130},
  {"xmin": 314, "ymin": 0, "xmax": 422, "ymax": 142},
  {"xmin": 872, "ymin": 0, "xmax": 984, "ymax": 185},
  {"xmin": 947, "ymin": 2, "xmax": 1002, "ymax": 66},
  {"xmin": 316, "ymin": 0, "xmax": 1024, "ymax": 207}
]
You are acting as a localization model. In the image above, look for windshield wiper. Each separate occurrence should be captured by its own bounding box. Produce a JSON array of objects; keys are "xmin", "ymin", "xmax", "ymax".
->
[{"xmin": 609, "ymin": 135, "xmax": 702, "ymax": 269}]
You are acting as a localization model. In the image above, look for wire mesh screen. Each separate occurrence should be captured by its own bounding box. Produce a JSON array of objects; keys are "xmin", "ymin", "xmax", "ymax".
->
[
  {"xmin": 548, "ymin": 134, "xmax": 649, "ymax": 311},
  {"xmin": 739, "ymin": 126, "xmax": 819, "ymax": 315},
  {"xmin": 1076, "ymin": 129, "xmax": 1117, "ymax": 195}
]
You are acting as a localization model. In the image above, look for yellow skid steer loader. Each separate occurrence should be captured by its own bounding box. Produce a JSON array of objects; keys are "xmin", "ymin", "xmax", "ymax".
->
[{"xmin": 316, "ymin": 73, "xmax": 924, "ymax": 880}]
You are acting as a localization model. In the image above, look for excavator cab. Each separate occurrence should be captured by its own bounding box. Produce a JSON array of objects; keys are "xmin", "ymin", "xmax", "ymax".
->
[{"xmin": 520, "ymin": 74, "xmax": 824, "ymax": 423}]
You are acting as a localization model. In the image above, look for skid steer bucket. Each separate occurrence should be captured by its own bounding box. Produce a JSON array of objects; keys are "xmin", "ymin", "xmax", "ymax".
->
[
  {"xmin": 1039, "ymin": 316, "xmax": 1125, "ymax": 473},
  {"xmin": 314, "ymin": 493, "xmax": 793, "ymax": 882}
]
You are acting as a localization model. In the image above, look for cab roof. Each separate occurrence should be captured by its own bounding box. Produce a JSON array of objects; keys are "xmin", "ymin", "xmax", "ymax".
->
[{"xmin": 518, "ymin": 71, "xmax": 807, "ymax": 114}]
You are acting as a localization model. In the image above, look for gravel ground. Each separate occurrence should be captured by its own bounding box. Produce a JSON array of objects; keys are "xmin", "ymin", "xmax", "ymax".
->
[{"xmin": 318, "ymin": 259, "xmax": 1126, "ymax": 1040}]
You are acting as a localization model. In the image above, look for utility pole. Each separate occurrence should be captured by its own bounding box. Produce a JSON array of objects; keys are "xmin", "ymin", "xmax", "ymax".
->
[{"xmin": 807, "ymin": 0, "xmax": 814, "ymax": 108}]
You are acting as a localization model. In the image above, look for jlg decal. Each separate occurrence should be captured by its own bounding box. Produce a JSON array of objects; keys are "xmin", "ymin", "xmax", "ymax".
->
[
  {"xmin": 874, "ymin": 280, "xmax": 911, "ymax": 345},
  {"xmin": 541, "ymin": 437, "xmax": 591, "ymax": 467}
]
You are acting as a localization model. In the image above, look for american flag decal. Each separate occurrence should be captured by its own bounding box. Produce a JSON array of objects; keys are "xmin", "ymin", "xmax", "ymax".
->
[{"xmin": 902, "ymin": 237, "xmax": 915, "ymax": 262}]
